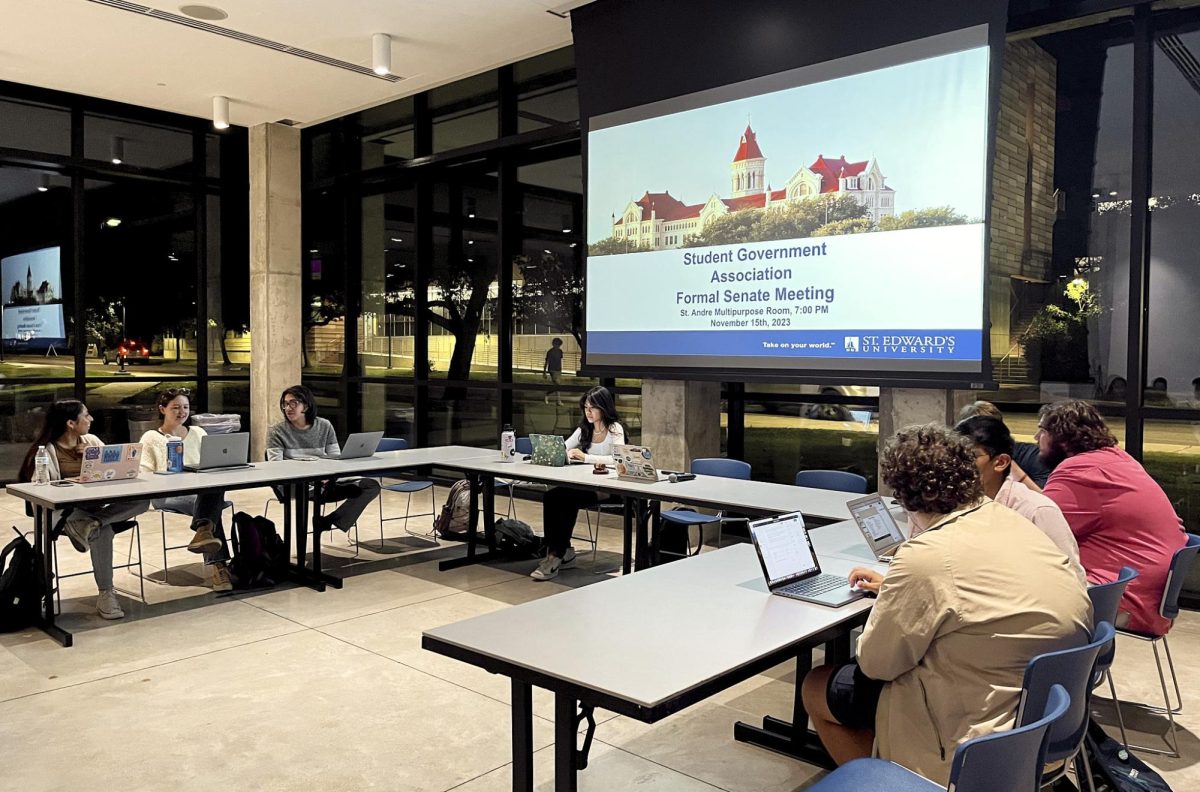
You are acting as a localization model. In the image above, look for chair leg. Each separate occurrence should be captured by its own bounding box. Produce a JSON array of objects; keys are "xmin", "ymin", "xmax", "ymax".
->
[
  {"xmin": 132, "ymin": 521, "xmax": 145, "ymax": 604},
  {"xmin": 52, "ymin": 539, "xmax": 61, "ymax": 616},
  {"xmin": 1152, "ymin": 641, "xmax": 1182, "ymax": 757},
  {"xmin": 1106, "ymin": 670, "xmax": 1130, "ymax": 750},
  {"xmin": 1077, "ymin": 744, "xmax": 1098, "ymax": 792},
  {"xmin": 160, "ymin": 512, "xmax": 170, "ymax": 586},
  {"xmin": 1161, "ymin": 635, "xmax": 1183, "ymax": 715}
]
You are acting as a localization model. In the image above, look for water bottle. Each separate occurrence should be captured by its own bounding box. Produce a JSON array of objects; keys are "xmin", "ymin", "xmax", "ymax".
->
[
  {"xmin": 500, "ymin": 424, "xmax": 516, "ymax": 463},
  {"xmin": 34, "ymin": 445, "xmax": 50, "ymax": 484},
  {"xmin": 166, "ymin": 438, "xmax": 184, "ymax": 473}
]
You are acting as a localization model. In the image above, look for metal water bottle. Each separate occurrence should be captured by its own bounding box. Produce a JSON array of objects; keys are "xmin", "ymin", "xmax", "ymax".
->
[
  {"xmin": 500, "ymin": 424, "xmax": 516, "ymax": 463},
  {"xmin": 34, "ymin": 445, "xmax": 50, "ymax": 484},
  {"xmin": 166, "ymin": 438, "xmax": 184, "ymax": 473}
]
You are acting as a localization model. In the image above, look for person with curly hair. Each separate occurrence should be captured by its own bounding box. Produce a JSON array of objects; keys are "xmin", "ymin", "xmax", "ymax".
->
[
  {"xmin": 800, "ymin": 424, "xmax": 1091, "ymax": 786},
  {"xmin": 1038, "ymin": 400, "xmax": 1187, "ymax": 636}
]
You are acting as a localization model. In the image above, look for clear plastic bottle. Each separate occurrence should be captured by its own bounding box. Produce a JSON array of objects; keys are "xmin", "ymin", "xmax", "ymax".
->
[{"xmin": 34, "ymin": 445, "xmax": 50, "ymax": 484}]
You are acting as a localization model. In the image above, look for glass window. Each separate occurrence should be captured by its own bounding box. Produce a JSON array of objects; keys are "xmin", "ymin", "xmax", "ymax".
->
[
  {"xmin": 300, "ymin": 379, "xmax": 346, "ymax": 438},
  {"xmin": 513, "ymin": 387, "xmax": 591, "ymax": 439},
  {"xmin": 1148, "ymin": 27, "xmax": 1200, "ymax": 408},
  {"xmin": 1141, "ymin": 418, "xmax": 1200, "ymax": 531},
  {"xmin": 361, "ymin": 382, "xmax": 416, "ymax": 445},
  {"xmin": 84, "ymin": 115, "xmax": 193, "ymax": 173},
  {"xmin": 207, "ymin": 380, "xmax": 250, "ymax": 436},
  {"xmin": 0, "ymin": 384, "xmax": 77, "ymax": 478},
  {"xmin": 427, "ymin": 384, "xmax": 496, "ymax": 447},
  {"xmin": 0, "ymin": 98, "xmax": 71, "ymax": 155},
  {"xmin": 742, "ymin": 395, "xmax": 878, "ymax": 487},
  {"xmin": 208, "ymin": 193, "xmax": 251, "ymax": 375},
  {"xmin": 431, "ymin": 73, "xmax": 498, "ymax": 154},
  {"xmin": 84, "ymin": 179, "xmax": 196, "ymax": 377},
  {"xmin": 85, "ymin": 380, "xmax": 197, "ymax": 443},
  {"xmin": 0, "ymin": 166, "xmax": 73, "ymax": 374},
  {"xmin": 303, "ymin": 191, "xmax": 346, "ymax": 375},
  {"xmin": 362, "ymin": 186, "xmax": 416, "ymax": 378},
  {"xmin": 359, "ymin": 97, "xmax": 416, "ymax": 168}
]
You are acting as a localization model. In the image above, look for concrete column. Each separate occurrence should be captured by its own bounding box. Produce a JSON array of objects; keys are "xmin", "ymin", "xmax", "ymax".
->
[
  {"xmin": 249, "ymin": 122, "xmax": 302, "ymax": 462},
  {"xmin": 639, "ymin": 379, "xmax": 721, "ymax": 473},
  {"xmin": 876, "ymin": 387, "xmax": 956, "ymax": 492}
]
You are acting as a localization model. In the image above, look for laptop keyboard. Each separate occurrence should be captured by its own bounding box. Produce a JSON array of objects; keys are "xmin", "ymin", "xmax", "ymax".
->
[{"xmin": 779, "ymin": 573, "xmax": 847, "ymax": 598}]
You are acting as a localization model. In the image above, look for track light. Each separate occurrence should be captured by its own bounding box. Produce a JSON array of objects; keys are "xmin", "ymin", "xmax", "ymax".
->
[
  {"xmin": 111, "ymin": 137, "xmax": 124, "ymax": 165},
  {"xmin": 213, "ymin": 95, "xmax": 230, "ymax": 130},
  {"xmin": 372, "ymin": 33, "xmax": 391, "ymax": 76},
  {"xmin": 37, "ymin": 174, "xmax": 50, "ymax": 192}
]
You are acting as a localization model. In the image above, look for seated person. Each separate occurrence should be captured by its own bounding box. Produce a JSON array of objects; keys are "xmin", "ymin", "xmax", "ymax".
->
[
  {"xmin": 530, "ymin": 386, "xmax": 625, "ymax": 581},
  {"xmin": 265, "ymin": 385, "xmax": 381, "ymax": 534},
  {"xmin": 1038, "ymin": 400, "xmax": 1187, "ymax": 636},
  {"xmin": 19, "ymin": 400, "xmax": 150, "ymax": 619},
  {"xmin": 800, "ymin": 424, "xmax": 1091, "ymax": 786},
  {"xmin": 955, "ymin": 415, "xmax": 1086, "ymax": 586},
  {"xmin": 957, "ymin": 400, "xmax": 1050, "ymax": 487},
  {"xmin": 138, "ymin": 388, "xmax": 233, "ymax": 592}
]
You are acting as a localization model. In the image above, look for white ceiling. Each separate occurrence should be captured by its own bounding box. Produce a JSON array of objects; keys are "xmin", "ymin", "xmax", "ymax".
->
[{"xmin": 0, "ymin": 0, "xmax": 575, "ymax": 128}]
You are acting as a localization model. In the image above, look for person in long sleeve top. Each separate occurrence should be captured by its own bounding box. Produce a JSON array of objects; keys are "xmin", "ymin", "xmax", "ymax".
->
[
  {"xmin": 799, "ymin": 425, "xmax": 1092, "ymax": 786},
  {"xmin": 265, "ymin": 385, "xmax": 380, "ymax": 534},
  {"xmin": 1037, "ymin": 400, "xmax": 1187, "ymax": 637},
  {"xmin": 18, "ymin": 400, "xmax": 150, "ymax": 619},
  {"xmin": 137, "ymin": 388, "xmax": 233, "ymax": 592},
  {"xmin": 530, "ymin": 386, "xmax": 625, "ymax": 581}
]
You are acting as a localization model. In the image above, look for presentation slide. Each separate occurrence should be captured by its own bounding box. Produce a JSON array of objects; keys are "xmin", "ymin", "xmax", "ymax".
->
[
  {"xmin": 585, "ymin": 27, "xmax": 991, "ymax": 378},
  {"xmin": 1, "ymin": 247, "xmax": 66, "ymax": 348}
]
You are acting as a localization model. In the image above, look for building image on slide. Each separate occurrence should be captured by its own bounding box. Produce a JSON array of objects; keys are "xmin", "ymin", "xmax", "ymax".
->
[{"xmin": 610, "ymin": 125, "xmax": 895, "ymax": 251}]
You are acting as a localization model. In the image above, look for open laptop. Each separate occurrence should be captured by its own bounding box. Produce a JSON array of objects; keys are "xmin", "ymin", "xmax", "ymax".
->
[
  {"xmin": 748, "ymin": 512, "xmax": 864, "ymax": 607},
  {"xmin": 613, "ymin": 444, "xmax": 662, "ymax": 482},
  {"xmin": 74, "ymin": 443, "xmax": 143, "ymax": 483},
  {"xmin": 185, "ymin": 432, "xmax": 252, "ymax": 472},
  {"xmin": 529, "ymin": 434, "xmax": 567, "ymax": 467},
  {"xmin": 328, "ymin": 431, "xmax": 384, "ymax": 460},
  {"xmin": 848, "ymin": 493, "xmax": 907, "ymax": 562}
]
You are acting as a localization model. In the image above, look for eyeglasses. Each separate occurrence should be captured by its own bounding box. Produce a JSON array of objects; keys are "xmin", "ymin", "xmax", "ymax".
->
[{"xmin": 281, "ymin": 400, "xmax": 303, "ymax": 409}]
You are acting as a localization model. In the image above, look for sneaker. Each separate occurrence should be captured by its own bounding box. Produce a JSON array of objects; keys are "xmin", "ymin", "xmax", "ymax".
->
[
  {"xmin": 559, "ymin": 546, "xmax": 577, "ymax": 569},
  {"xmin": 187, "ymin": 520, "xmax": 222, "ymax": 554},
  {"xmin": 63, "ymin": 515, "xmax": 100, "ymax": 554},
  {"xmin": 530, "ymin": 554, "xmax": 562, "ymax": 581},
  {"xmin": 96, "ymin": 589, "xmax": 124, "ymax": 620},
  {"xmin": 210, "ymin": 561, "xmax": 233, "ymax": 592}
]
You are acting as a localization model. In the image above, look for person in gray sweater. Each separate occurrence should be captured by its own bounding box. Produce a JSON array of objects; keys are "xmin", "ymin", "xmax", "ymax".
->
[{"xmin": 266, "ymin": 385, "xmax": 381, "ymax": 533}]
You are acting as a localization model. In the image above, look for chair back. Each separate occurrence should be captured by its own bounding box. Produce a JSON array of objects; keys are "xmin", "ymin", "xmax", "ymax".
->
[
  {"xmin": 377, "ymin": 437, "xmax": 409, "ymax": 453},
  {"xmin": 515, "ymin": 436, "xmax": 533, "ymax": 455},
  {"xmin": 794, "ymin": 469, "xmax": 868, "ymax": 493},
  {"xmin": 1160, "ymin": 533, "xmax": 1200, "ymax": 621},
  {"xmin": 1017, "ymin": 621, "xmax": 1114, "ymax": 764},
  {"xmin": 1088, "ymin": 566, "xmax": 1137, "ymax": 683},
  {"xmin": 952, "ymin": 684, "xmax": 1070, "ymax": 792},
  {"xmin": 690, "ymin": 457, "xmax": 751, "ymax": 480}
]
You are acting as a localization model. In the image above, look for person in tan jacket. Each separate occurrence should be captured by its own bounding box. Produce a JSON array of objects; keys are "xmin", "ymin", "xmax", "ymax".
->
[{"xmin": 800, "ymin": 424, "xmax": 1092, "ymax": 786}]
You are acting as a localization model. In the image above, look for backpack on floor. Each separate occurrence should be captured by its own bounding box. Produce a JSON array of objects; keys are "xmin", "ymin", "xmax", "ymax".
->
[
  {"xmin": 433, "ymin": 479, "xmax": 472, "ymax": 540},
  {"xmin": 0, "ymin": 527, "xmax": 44, "ymax": 632},
  {"xmin": 1083, "ymin": 718, "xmax": 1173, "ymax": 792},
  {"xmin": 493, "ymin": 518, "xmax": 542, "ymax": 559},
  {"xmin": 229, "ymin": 512, "xmax": 287, "ymax": 589}
]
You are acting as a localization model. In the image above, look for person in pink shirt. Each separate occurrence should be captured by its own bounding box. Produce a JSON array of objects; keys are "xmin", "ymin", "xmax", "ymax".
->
[
  {"xmin": 955, "ymin": 415, "xmax": 1087, "ymax": 587},
  {"xmin": 1037, "ymin": 400, "xmax": 1187, "ymax": 636}
]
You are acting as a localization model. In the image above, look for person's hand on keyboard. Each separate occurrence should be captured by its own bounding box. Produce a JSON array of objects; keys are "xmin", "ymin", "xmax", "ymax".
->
[{"xmin": 848, "ymin": 567, "xmax": 884, "ymax": 595}]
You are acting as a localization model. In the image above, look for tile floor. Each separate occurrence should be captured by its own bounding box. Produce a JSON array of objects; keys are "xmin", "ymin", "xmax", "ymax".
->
[{"xmin": 1, "ymin": 485, "xmax": 1197, "ymax": 791}]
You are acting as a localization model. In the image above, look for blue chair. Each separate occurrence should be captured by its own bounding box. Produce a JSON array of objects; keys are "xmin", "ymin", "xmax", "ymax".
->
[
  {"xmin": 375, "ymin": 437, "xmax": 437, "ymax": 546},
  {"xmin": 1017, "ymin": 621, "xmax": 1115, "ymax": 792},
  {"xmin": 1086, "ymin": 567, "xmax": 1138, "ymax": 715},
  {"xmin": 1111, "ymin": 533, "xmax": 1200, "ymax": 757},
  {"xmin": 805, "ymin": 685, "xmax": 1071, "ymax": 792},
  {"xmin": 659, "ymin": 458, "xmax": 751, "ymax": 557},
  {"xmin": 794, "ymin": 469, "xmax": 868, "ymax": 494}
]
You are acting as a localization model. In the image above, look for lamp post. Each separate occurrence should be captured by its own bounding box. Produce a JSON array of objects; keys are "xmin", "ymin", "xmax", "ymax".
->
[{"xmin": 115, "ymin": 300, "xmax": 130, "ymax": 375}]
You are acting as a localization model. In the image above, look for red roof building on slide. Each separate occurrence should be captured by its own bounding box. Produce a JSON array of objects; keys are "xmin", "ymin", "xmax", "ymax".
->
[
  {"xmin": 732, "ymin": 125, "xmax": 764, "ymax": 162},
  {"xmin": 808, "ymin": 155, "xmax": 869, "ymax": 194}
]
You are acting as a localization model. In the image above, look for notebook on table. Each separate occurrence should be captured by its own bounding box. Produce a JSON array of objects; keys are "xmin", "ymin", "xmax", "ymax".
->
[{"xmin": 748, "ymin": 511, "xmax": 864, "ymax": 607}]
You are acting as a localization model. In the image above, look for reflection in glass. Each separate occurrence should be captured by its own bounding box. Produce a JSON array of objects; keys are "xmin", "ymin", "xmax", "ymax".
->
[
  {"xmin": 0, "ymin": 98, "xmax": 71, "ymax": 154},
  {"xmin": 303, "ymin": 192, "xmax": 346, "ymax": 375},
  {"xmin": 431, "ymin": 73, "xmax": 499, "ymax": 154},
  {"xmin": 741, "ymin": 399, "xmax": 878, "ymax": 486},
  {"xmin": 428, "ymin": 385, "xmax": 496, "ymax": 447},
  {"xmin": 361, "ymin": 382, "xmax": 415, "ymax": 445},
  {"xmin": 363, "ymin": 187, "xmax": 417, "ymax": 377},
  {"xmin": 1142, "ymin": 419, "xmax": 1200, "ymax": 532},
  {"xmin": 84, "ymin": 115, "xmax": 193, "ymax": 172}
]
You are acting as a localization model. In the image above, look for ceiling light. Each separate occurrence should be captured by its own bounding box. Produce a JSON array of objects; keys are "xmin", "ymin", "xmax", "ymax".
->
[
  {"xmin": 391, "ymin": 237, "xmax": 403, "ymax": 242},
  {"xmin": 110, "ymin": 137, "xmax": 124, "ymax": 165},
  {"xmin": 309, "ymin": 249, "xmax": 319, "ymax": 254},
  {"xmin": 1108, "ymin": 191, "xmax": 1119, "ymax": 197},
  {"xmin": 372, "ymin": 33, "xmax": 391, "ymax": 76},
  {"xmin": 179, "ymin": 4, "xmax": 228, "ymax": 21},
  {"xmin": 103, "ymin": 217, "xmax": 122, "ymax": 228},
  {"xmin": 468, "ymin": 239, "xmax": 474, "ymax": 245},
  {"xmin": 562, "ymin": 214, "xmax": 572, "ymax": 233},
  {"xmin": 37, "ymin": 174, "xmax": 50, "ymax": 192},
  {"xmin": 543, "ymin": 249, "xmax": 551, "ymax": 254},
  {"xmin": 213, "ymin": 96, "xmax": 230, "ymax": 130}
]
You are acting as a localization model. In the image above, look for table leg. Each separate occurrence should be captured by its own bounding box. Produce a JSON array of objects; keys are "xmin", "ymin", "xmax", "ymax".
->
[
  {"xmin": 34, "ymin": 505, "xmax": 72, "ymax": 647},
  {"xmin": 622, "ymin": 498, "xmax": 633, "ymax": 575},
  {"xmin": 634, "ymin": 499, "xmax": 650, "ymax": 571},
  {"xmin": 282, "ymin": 482, "xmax": 293, "ymax": 562},
  {"xmin": 512, "ymin": 679, "xmax": 534, "ymax": 792},
  {"xmin": 732, "ymin": 649, "xmax": 834, "ymax": 769},
  {"xmin": 555, "ymin": 692, "xmax": 579, "ymax": 792}
]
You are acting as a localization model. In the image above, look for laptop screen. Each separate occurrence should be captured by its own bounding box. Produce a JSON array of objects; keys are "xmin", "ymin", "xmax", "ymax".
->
[
  {"xmin": 750, "ymin": 513, "xmax": 819, "ymax": 586},
  {"xmin": 849, "ymin": 495, "xmax": 905, "ymax": 552}
]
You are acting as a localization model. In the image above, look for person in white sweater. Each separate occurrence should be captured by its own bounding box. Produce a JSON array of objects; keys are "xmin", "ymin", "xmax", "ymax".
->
[
  {"xmin": 19, "ymin": 400, "xmax": 149, "ymax": 619},
  {"xmin": 138, "ymin": 388, "xmax": 232, "ymax": 592},
  {"xmin": 531, "ymin": 386, "xmax": 626, "ymax": 581}
]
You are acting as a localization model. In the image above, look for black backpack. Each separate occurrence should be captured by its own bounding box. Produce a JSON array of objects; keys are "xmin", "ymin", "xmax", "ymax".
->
[
  {"xmin": 0, "ymin": 528, "xmax": 44, "ymax": 632},
  {"xmin": 493, "ymin": 518, "xmax": 543, "ymax": 559},
  {"xmin": 229, "ymin": 512, "xmax": 287, "ymax": 590},
  {"xmin": 1082, "ymin": 718, "xmax": 1174, "ymax": 792}
]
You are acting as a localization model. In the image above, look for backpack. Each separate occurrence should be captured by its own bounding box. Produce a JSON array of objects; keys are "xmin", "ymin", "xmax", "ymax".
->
[
  {"xmin": 0, "ymin": 528, "xmax": 44, "ymax": 632},
  {"xmin": 1082, "ymin": 718, "xmax": 1174, "ymax": 792},
  {"xmin": 492, "ymin": 518, "xmax": 542, "ymax": 559},
  {"xmin": 229, "ymin": 512, "xmax": 287, "ymax": 590},
  {"xmin": 434, "ymin": 479, "xmax": 473, "ymax": 540}
]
